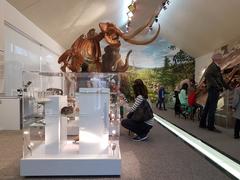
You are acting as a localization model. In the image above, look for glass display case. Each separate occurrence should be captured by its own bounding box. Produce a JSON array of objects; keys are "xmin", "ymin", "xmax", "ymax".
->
[
  {"xmin": 20, "ymin": 71, "xmax": 121, "ymax": 176},
  {"xmin": 215, "ymin": 90, "xmax": 235, "ymax": 128}
]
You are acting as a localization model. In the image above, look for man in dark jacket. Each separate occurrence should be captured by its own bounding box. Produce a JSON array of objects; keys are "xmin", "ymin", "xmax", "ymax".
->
[{"xmin": 199, "ymin": 53, "xmax": 229, "ymax": 132}]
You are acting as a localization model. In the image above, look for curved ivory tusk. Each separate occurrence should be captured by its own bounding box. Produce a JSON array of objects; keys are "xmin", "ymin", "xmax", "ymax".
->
[
  {"xmin": 117, "ymin": 50, "xmax": 132, "ymax": 72},
  {"xmin": 122, "ymin": 14, "xmax": 156, "ymax": 40},
  {"xmin": 124, "ymin": 24, "xmax": 160, "ymax": 45}
]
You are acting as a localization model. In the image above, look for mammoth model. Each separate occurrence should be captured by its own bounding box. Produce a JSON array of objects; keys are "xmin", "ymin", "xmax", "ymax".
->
[
  {"xmin": 58, "ymin": 16, "xmax": 160, "ymax": 72},
  {"xmin": 102, "ymin": 45, "xmax": 132, "ymax": 72}
]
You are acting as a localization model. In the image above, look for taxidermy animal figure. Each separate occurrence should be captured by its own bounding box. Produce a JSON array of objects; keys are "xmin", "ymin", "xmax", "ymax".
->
[
  {"xmin": 102, "ymin": 45, "xmax": 132, "ymax": 72},
  {"xmin": 58, "ymin": 15, "xmax": 160, "ymax": 73}
]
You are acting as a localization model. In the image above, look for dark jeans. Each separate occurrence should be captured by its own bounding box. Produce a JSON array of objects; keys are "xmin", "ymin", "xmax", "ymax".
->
[
  {"xmin": 156, "ymin": 98, "xmax": 166, "ymax": 110},
  {"xmin": 121, "ymin": 118, "xmax": 152, "ymax": 137},
  {"xmin": 234, "ymin": 118, "xmax": 240, "ymax": 137},
  {"xmin": 200, "ymin": 88, "xmax": 220, "ymax": 129},
  {"xmin": 159, "ymin": 98, "xmax": 166, "ymax": 110},
  {"xmin": 191, "ymin": 103, "xmax": 203, "ymax": 120}
]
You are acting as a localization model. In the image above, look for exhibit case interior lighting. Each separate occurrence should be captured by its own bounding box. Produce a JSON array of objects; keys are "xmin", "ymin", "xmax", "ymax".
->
[{"xmin": 20, "ymin": 71, "xmax": 121, "ymax": 176}]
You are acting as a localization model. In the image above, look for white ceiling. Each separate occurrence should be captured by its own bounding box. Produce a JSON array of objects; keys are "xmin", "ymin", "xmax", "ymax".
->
[
  {"xmin": 6, "ymin": 0, "xmax": 165, "ymax": 49},
  {"xmin": 6, "ymin": 0, "xmax": 240, "ymax": 58},
  {"xmin": 159, "ymin": 0, "xmax": 240, "ymax": 57}
]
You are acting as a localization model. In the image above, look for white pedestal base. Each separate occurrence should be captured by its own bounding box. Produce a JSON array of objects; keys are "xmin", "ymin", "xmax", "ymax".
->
[
  {"xmin": 20, "ymin": 158, "xmax": 121, "ymax": 176},
  {"xmin": 20, "ymin": 142, "xmax": 121, "ymax": 176}
]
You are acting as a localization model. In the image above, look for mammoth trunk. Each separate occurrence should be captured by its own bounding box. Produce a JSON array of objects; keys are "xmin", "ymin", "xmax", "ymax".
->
[{"xmin": 112, "ymin": 50, "xmax": 132, "ymax": 72}]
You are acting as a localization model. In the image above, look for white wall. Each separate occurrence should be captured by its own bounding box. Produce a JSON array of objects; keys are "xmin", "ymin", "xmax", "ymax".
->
[
  {"xmin": 0, "ymin": 1, "xmax": 5, "ymax": 93},
  {"xmin": 195, "ymin": 52, "xmax": 212, "ymax": 83},
  {"xmin": 0, "ymin": 1, "xmax": 3, "ymax": 50},
  {"xmin": 3, "ymin": 0, "xmax": 64, "ymax": 55},
  {"xmin": 1, "ymin": 0, "xmax": 65, "ymax": 95}
]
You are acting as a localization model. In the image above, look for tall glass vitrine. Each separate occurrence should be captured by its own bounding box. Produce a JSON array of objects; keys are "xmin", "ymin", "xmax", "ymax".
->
[{"xmin": 21, "ymin": 71, "xmax": 121, "ymax": 176}]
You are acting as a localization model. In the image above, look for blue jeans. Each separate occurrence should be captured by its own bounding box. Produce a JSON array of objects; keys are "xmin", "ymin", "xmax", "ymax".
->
[{"xmin": 121, "ymin": 119, "xmax": 152, "ymax": 137}]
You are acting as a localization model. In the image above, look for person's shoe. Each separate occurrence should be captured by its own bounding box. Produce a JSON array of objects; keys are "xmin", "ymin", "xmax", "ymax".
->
[
  {"xmin": 132, "ymin": 135, "xmax": 149, "ymax": 142},
  {"xmin": 234, "ymin": 135, "xmax": 239, "ymax": 139},
  {"xmin": 181, "ymin": 113, "xmax": 187, "ymax": 119},
  {"xmin": 208, "ymin": 127, "xmax": 221, "ymax": 133}
]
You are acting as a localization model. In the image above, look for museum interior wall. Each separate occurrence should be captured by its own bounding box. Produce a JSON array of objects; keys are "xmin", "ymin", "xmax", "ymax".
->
[
  {"xmin": 0, "ymin": 0, "xmax": 65, "ymax": 95},
  {"xmin": 195, "ymin": 52, "xmax": 212, "ymax": 83},
  {"xmin": 0, "ymin": 1, "xmax": 4, "ymax": 93}
]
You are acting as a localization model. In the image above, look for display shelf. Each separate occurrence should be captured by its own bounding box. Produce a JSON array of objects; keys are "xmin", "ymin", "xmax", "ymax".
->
[{"xmin": 21, "ymin": 72, "xmax": 121, "ymax": 176}]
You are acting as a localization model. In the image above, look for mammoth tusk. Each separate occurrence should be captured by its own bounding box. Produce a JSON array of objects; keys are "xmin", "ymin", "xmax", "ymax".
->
[
  {"xmin": 124, "ymin": 24, "xmax": 160, "ymax": 45},
  {"xmin": 122, "ymin": 14, "xmax": 156, "ymax": 40},
  {"xmin": 112, "ymin": 58, "xmax": 121, "ymax": 71},
  {"xmin": 117, "ymin": 50, "xmax": 132, "ymax": 72},
  {"xmin": 112, "ymin": 50, "xmax": 132, "ymax": 72}
]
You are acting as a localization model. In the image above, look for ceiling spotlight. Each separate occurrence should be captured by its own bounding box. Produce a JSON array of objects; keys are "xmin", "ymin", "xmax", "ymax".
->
[
  {"xmin": 127, "ymin": 11, "xmax": 134, "ymax": 18},
  {"xmin": 166, "ymin": 0, "xmax": 170, "ymax": 5},
  {"xmin": 149, "ymin": 25, "xmax": 153, "ymax": 31},
  {"xmin": 128, "ymin": 2, "xmax": 136, "ymax": 13},
  {"xmin": 163, "ymin": 6, "xmax": 167, "ymax": 10},
  {"xmin": 155, "ymin": 15, "xmax": 158, "ymax": 23}
]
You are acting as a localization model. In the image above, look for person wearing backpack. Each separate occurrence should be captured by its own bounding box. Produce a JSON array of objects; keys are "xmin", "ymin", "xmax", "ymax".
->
[{"xmin": 121, "ymin": 79, "xmax": 154, "ymax": 141}]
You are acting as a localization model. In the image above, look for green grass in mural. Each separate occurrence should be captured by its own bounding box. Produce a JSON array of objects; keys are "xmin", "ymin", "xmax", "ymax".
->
[{"xmin": 120, "ymin": 50, "xmax": 195, "ymax": 106}]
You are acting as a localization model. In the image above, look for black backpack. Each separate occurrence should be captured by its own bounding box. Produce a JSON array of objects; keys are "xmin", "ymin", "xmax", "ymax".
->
[{"xmin": 127, "ymin": 99, "xmax": 153, "ymax": 123}]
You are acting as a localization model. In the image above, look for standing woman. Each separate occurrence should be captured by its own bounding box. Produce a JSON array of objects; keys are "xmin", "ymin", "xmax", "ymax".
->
[{"xmin": 121, "ymin": 79, "xmax": 154, "ymax": 141}]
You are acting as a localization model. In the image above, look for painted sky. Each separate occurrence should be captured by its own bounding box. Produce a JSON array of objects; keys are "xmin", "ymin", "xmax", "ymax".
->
[{"xmin": 120, "ymin": 37, "xmax": 179, "ymax": 68}]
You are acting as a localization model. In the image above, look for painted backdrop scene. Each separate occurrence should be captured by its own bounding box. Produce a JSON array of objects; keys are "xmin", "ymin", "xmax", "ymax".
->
[{"xmin": 119, "ymin": 37, "xmax": 195, "ymax": 105}]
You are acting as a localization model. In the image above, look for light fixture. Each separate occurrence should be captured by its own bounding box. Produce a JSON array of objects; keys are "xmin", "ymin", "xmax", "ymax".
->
[
  {"xmin": 149, "ymin": 25, "xmax": 153, "ymax": 31},
  {"xmin": 154, "ymin": 115, "xmax": 240, "ymax": 179},
  {"xmin": 27, "ymin": 142, "xmax": 34, "ymax": 156},
  {"xmin": 111, "ymin": 142, "xmax": 117, "ymax": 156},
  {"xmin": 127, "ymin": 11, "xmax": 134, "ymax": 18},
  {"xmin": 155, "ymin": 15, "xmax": 158, "ymax": 23},
  {"xmin": 162, "ymin": 0, "xmax": 170, "ymax": 10},
  {"xmin": 112, "ymin": 130, "xmax": 117, "ymax": 135},
  {"xmin": 24, "ymin": 131, "xmax": 29, "ymax": 135},
  {"xmin": 126, "ymin": 0, "xmax": 137, "ymax": 31},
  {"xmin": 128, "ymin": 1, "xmax": 136, "ymax": 13}
]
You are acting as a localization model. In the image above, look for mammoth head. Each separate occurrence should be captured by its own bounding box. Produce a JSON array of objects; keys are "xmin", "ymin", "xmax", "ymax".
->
[
  {"xmin": 99, "ymin": 23, "xmax": 122, "ymax": 47},
  {"xmin": 99, "ymin": 15, "xmax": 160, "ymax": 46}
]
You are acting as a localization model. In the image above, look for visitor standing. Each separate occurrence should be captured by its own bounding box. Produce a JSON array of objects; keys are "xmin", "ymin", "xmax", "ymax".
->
[{"xmin": 199, "ymin": 53, "xmax": 230, "ymax": 132}]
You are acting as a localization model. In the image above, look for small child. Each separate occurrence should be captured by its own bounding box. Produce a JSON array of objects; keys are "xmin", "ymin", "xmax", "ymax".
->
[{"xmin": 232, "ymin": 86, "xmax": 240, "ymax": 139}]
